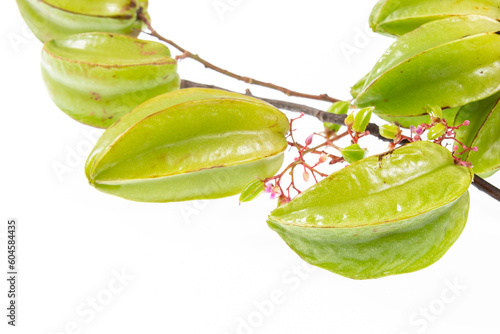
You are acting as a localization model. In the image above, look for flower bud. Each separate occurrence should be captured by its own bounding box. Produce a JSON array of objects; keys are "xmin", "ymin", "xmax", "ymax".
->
[
  {"xmin": 353, "ymin": 107, "xmax": 374, "ymax": 133},
  {"xmin": 341, "ymin": 144, "xmax": 366, "ymax": 164}
]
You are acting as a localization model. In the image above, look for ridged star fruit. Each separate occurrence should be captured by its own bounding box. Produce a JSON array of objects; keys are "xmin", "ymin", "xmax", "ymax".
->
[
  {"xmin": 268, "ymin": 141, "xmax": 473, "ymax": 279},
  {"xmin": 354, "ymin": 16, "xmax": 500, "ymax": 127},
  {"xmin": 85, "ymin": 88, "xmax": 289, "ymax": 202},
  {"xmin": 15, "ymin": 0, "xmax": 149, "ymax": 43},
  {"xmin": 370, "ymin": 0, "xmax": 500, "ymax": 37},
  {"xmin": 41, "ymin": 32, "xmax": 179, "ymax": 128},
  {"xmin": 454, "ymin": 92, "xmax": 500, "ymax": 178}
]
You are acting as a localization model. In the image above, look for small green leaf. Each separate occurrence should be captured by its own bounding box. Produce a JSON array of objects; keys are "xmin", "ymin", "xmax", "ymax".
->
[
  {"xmin": 353, "ymin": 107, "xmax": 374, "ymax": 133},
  {"xmin": 345, "ymin": 113, "xmax": 355, "ymax": 127},
  {"xmin": 341, "ymin": 144, "xmax": 366, "ymax": 164},
  {"xmin": 324, "ymin": 101, "xmax": 350, "ymax": 132},
  {"xmin": 427, "ymin": 123, "xmax": 446, "ymax": 140},
  {"xmin": 239, "ymin": 179, "xmax": 265, "ymax": 204},
  {"xmin": 379, "ymin": 124, "xmax": 400, "ymax": 140},
  {"xmin": 426, "ymin": 105, "xmax": 443, "ymax": 120}
]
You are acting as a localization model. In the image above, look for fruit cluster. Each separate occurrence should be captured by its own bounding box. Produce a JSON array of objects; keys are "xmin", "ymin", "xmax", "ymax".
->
[{"xmin": 14, "ymin": 0, "xmax": 499, "ymax": 279}]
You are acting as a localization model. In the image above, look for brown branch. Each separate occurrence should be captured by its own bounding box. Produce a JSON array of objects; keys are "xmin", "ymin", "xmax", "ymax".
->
[
  {"xmin": 473, "ymin": 175, "xmax": 500, "ymax": 202},
  {"xmin": 138, "ymin": 9, "xmax": 340, "ymax": 104},
  {"xmin": 181, "ymin": 79, "xmax": 500, "ymax": 203}
]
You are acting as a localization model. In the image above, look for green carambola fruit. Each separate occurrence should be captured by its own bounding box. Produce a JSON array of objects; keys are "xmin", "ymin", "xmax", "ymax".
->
[
  {"xmin": 268, "ymin": 141, "xmax": 473, "ymax": 279},
  {"xmin": 354, "ymin": 16, "xmax": 500, "ymax": 125},
  {"xmin": 350, "ymin": 72, "xmax": 369, "ymax": 100},
  {"xmin": 352, "ymin": 73, "xmax": 459, "ymax": 128},
  {"xmin": 41, "ymin": 33, "xmax": 179, "ymax": 128},
  {"xmin": 352, "ymin": 76, "xmax": 461, "ymax": 128},
  {"xmin": 454, "ymin": 92, "xmax": 500, "ymax": 178},
  {"xmin": 16, "ymin": 0, "xmax": 148, "ymax": 43},
  {"xmin": 370, "ymin": 0, "xmax": 500, "ymax": 37},
  {"xmin": 85, "ymin": 88, "xmax": 289, "ymax": 202}
]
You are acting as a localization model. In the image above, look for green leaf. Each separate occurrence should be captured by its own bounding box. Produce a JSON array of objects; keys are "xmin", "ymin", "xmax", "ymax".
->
[
  {"xmin": 427, "ymin": 123, "xmax": 446, "ymax": 140},
  {"xmin": 426, "ymin": 105, "xmax": 443, "ymax": 120},
  {"xmin": 239, "ymin": 179, "xmax": 265, "ymax": 204},
  {"xmin": 353, "ymin": 107, "xmax": 374, "ymax": 133},
  {"xmin": 341, "ymin": 144, "xmax": 366, "ymax": 164},
  {"xmin": 379, "ymin": 124, "xmax": 400, "ymax": 140}
]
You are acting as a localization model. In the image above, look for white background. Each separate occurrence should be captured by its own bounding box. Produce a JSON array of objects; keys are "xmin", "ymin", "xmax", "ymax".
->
[{"xmin": 2, "ymin": 0, "xmax": 500, "ymax": 333}]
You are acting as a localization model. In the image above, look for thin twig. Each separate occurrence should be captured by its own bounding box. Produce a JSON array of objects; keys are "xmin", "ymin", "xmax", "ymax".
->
[
  {"xmin": 180, "ymin": 79, "xmax": 500, "ymax": 202},
  {"xmin": 473, "ymin": 175, "xmax": 500, "ymax": 202},
  {"xmin": 138, "ymin": 9, "xmax": 340, "ymax": 104}
]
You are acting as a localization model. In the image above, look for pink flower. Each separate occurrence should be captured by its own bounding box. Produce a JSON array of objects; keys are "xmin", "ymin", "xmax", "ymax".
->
[
  {"xmin": 463, "ymin": 120, "xmax": 470, "ymax": 126},
  {"xmin": 416, "ymin": 125, "xmax": 424, "ymax": 135},
  {"xmin": 305, "ymin": 134, "xmax": 314, "ymax": 146},
  {"xmin": 303, "ymin": 171, "xmax": 310, "ymax": 182},
  {"xmin": 265, "ymin": 182, "xmax": 281, "ymax": 199},
  {"xmin": 270, "ymin": 186, "xmax": 282, "ymax": 200},
  {"xmin": 318, "ymin": 153, "xmax": 327, "ymax": 164}
]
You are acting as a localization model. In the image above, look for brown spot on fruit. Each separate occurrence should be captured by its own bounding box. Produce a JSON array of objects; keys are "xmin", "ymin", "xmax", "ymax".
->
[{"xmin": 91, "ymin": 92, "xmax": 102, "ymax": 101}]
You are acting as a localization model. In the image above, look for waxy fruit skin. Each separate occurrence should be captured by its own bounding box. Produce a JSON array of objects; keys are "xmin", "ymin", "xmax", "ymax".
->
[
  {"xmin": 16, "ymin": 0, "xmax": 149, "ymax": 43},
  {"xmin": 41, "ymin": 33, "xmax": 179, "ymax": 128},
  {"xmin": 370, "ymin": 0, "xmax": 500, "ymax": 37},
  {"xmin": 454, "ymin": 92, "xmax": 500, "ymax": 178},
  {"xmin": 85, "ymin": 88, "xmax": 290, "ymax": 202},
  {"xmin": 354, "ymin": 16, "xmax": 500, "ymax": 126},
  {"xmin": 268, "ymin": 142, "xmax": 473, "ymax": 279}
]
